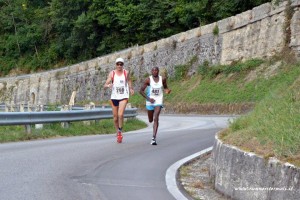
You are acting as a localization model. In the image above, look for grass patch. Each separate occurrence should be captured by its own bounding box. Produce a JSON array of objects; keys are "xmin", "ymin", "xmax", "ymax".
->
[
  {"xmin": 164, "ymin": 59, "xmax": 295, "ymax": 104},
  {"xmin": 198, "ymin": 58, "xmax": 264, "ymax": 78},
  {"xmin": 221, "ymin": 62, "xmax": 300, "ymax": 166},
  {"xmin": 179, "ymin": 165, "xmax": 191, "ymax": 178},
  {"xmin": 172, "ymin": 56, "xmax": 198, "ymax": 81},
  {"xmin": 131, "ymin": 58, "xmax": 299, "ymax": 111},
  {"xmin": 0, "ymin": 118, "xmax": 147, "ymax": 143}
]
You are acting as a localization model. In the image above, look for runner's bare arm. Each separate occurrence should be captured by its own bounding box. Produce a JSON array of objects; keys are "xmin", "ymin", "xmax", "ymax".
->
[
  {"xmin": 163, "ymin": 77, "xmax": 171, "ymax": 94},
  {"xmin": 139, "ymin": 77, "xmax": 155, "ymax": 103},
  {"xmin": 104, "ymin": 71, "xmax": 113, "ymax": 89},
  {"xmin": 127, "ymin": 70, "xmax": 135, "ymax": 95}
]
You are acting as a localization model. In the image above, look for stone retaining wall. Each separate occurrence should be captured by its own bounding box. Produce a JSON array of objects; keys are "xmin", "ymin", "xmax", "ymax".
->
[
  {"xmin": 0, "ymin": 0, "xmax": 299, "ymax": 105},
  {"xmin": 210, "ymin": 134, "xmax": 300, "ymax": 200}
]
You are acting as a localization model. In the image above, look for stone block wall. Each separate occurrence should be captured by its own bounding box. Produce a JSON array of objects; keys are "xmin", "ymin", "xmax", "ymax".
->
[
  {"xmin": 0, "ymin": 0, "xmax": 299, "ymax": 105},
  {"xmin": 210, "ymin": 134, "xmax": 300, "ymax": 200},
  {"xmin": 290, "ymin": 0, "xmax": 300, "ymax": 57}
]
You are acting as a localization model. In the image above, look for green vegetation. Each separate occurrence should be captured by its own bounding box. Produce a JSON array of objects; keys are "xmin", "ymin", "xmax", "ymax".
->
[
  {"xmin": 198, "ymin": 58, "xmax": 264, "ymax": 77},
  {"xmin": 213, "ymin": 24, "xmax": 219, "ymax": 36},
  {"xmin": 0, "ymin": 118, "xmax": 147, "ymax": 143},
  {"xmin": 221, "ymin": 62, "xmax": 300, "ymax": 166},
  {"xmin": 0, "ymin": 0, "xmax": 271, "ymax": 76},
  {"xmin": 130, "ymin": 58, "xmax": 279, "ymax": 106},
  {"xmin": 172, "ymin": 56, "xmax": 198, "ymax": 81}
]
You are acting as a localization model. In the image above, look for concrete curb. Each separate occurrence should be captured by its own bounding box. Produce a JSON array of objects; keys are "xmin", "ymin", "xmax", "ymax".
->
[{"xmin": 165, "ymin": 146, "xmax": 213, "ymax": 200}]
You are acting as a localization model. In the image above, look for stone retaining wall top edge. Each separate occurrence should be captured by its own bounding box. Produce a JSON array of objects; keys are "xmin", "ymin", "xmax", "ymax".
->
[{"xmin": 214, "ymin": 131, "xmax": 299, "ymax": 168}]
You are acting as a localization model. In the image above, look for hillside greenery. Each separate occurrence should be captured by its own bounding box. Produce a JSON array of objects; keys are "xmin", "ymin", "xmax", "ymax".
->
[
  {"xmin": 0, "ymin": 0, "xmax": 270, "ymax": 76},
  {"xmin": 130, "ymin": 57, "xmax": 298, "ymax": 107},
  {"xmin": 220, "ymin": 60, "xmax": 300, "ymax": 166}
]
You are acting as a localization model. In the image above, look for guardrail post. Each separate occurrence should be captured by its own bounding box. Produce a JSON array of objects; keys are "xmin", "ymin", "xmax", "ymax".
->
[
  {"xmin": 83, "ymin": 102, "xmax": 96, "ymax": 125},
  {"xmin": 25, "ymin": 125, "xmax": 32, "ymax": 134},
  {"xmin": 61, "ymin": 105, "xmax": 71, "ymax": 128},
  {"xmin": 20, "ymin": 103, "xmax": 32, "ymax": 134},
  {"xmin": 95, "ymin": 105, "xmax": 106, "ymax": 124},
  {"xmin": 35, "ymin": 105, "xmax": 44, "ymax": 129},
  {"xmin": 83, "ymin": 104, "xmax": 91, "ymax": 126},
  {"xmin": 125, "ymin": 103, "xmax": 134, "ymax": 121}
]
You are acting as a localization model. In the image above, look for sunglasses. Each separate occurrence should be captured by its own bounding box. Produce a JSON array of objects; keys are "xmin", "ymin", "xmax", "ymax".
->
[{"xmin": 116, "ymin": 63, "xmax": 124, "ymax": 66}]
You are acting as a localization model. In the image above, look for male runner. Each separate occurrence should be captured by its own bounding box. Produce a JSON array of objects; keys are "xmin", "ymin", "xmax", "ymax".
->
[{"xmin": 139, "ymin": 67, "xmax": 171, "ymax": 145}]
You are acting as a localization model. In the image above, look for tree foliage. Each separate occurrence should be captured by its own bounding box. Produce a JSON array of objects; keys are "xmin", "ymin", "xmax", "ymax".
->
[{"xmin": 0, "ymin": 0, "xmax": 271, "ymax": 76}]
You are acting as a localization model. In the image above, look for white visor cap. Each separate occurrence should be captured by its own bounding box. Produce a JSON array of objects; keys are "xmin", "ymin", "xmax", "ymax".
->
[{"xmin": 115, "ymin": 57, "xmax": 124, "ymax": 64}]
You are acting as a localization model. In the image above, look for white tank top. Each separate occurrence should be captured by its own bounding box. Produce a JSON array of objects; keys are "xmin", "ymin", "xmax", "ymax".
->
[
  {"xmin": 111, "ymin": 70, "xmax": 129, "ymax": 100},
  {"xmin": 146, "ymin": 75, "xmax": 163, "ymax": 106}
]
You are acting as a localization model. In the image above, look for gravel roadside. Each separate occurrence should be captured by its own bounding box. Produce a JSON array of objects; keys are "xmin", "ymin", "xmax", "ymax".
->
[{"xmin": 179, "ymin": 153, "xmax": 230, "ymax": 200}]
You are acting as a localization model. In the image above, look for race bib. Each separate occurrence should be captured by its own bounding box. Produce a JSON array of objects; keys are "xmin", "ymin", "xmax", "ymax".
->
[
  {"xmin": 116, "ymin": 86, "xmax": 125, "ymax": 94},
  {"xmin": 151, "ymin": 88, "xmax": 160, "ymax": 96}
]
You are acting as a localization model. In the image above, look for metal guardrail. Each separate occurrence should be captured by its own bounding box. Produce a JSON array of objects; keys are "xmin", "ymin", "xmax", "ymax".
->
[
  {"xmin": 0, "ymin": 103, "xmax": 112, "ymax": 112},
  {"xmin": 0, "ymin": 108, "xmax": 138, "ymax": 125}
]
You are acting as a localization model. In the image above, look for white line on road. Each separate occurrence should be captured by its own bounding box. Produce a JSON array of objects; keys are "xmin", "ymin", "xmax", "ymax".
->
[{"xmin": 165, "ymin": 146, "xmax": 213, "ymax": 200}]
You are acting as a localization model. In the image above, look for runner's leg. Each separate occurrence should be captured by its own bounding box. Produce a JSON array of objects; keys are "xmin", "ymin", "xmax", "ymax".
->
[
  {"xmin": 110, "ymin": 100, "xmax": 119, "ymax": 132},
  {"xmin": 153, "ymin": 106, "xmax": 161, "ymax": 138},
  {"xmin": 118, "ymin": 99, "xmax": 128, "ymax": 130},
  {"xmin": 147, "ymin": 110, "xmax": 154, "ymax": 123}
]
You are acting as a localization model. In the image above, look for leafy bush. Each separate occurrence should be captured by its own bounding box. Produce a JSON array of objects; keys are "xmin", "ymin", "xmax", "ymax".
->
[
  {"xmin": 198, "ymin": 60, "xmax": 210, "ymax": 76},
  {"xmin": 223, "ymin": 59, "xmax": 264, "ymax": 74},
  {"xmin": 213, "ymin": 24, "xmax": 219, "ymax": 35},
  {"xmin": 197, "ymin": 58, "xmax": 264, "ymax": 79},
  {"xmin": 174, "ymin": 64, "xmax": 189, "ymax": 80}
]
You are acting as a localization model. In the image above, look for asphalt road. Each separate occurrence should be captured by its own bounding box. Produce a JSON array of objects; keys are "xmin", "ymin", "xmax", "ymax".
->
[{"xmin": 0, "ymin": 114, "xmax": 232, "ymax": 200}]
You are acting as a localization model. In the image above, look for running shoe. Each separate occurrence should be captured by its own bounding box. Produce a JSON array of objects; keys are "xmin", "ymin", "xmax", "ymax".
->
[
  {"xmin": 117, "ymin": 131, "xmax": 123, "ymax": 143},
  {"xmin": 150, "ymin": 138, "xmax": 157, "ymax": 145}
]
